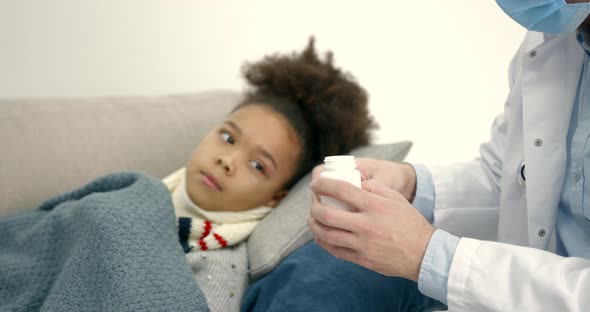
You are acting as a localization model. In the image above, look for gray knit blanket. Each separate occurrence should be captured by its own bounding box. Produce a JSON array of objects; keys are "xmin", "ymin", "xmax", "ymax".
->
[{"xmin": 0, "ymin": 172, "xmax": 208, "ymax": 312}]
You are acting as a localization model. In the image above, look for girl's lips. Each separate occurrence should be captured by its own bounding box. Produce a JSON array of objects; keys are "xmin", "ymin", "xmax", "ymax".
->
[{"xmin": 201, "ymin": 172, "xmax": 222, "ymax": 191}]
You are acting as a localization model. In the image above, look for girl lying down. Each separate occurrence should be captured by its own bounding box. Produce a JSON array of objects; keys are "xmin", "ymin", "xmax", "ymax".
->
[{"xmin": 162, "ymin": 37, "xmax": 376, "ymax": 311}]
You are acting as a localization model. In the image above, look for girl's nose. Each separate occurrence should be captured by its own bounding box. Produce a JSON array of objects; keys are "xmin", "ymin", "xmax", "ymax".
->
[{"xmin": 216, "ymin": 155, "xmax": 235, "ymax": 175}]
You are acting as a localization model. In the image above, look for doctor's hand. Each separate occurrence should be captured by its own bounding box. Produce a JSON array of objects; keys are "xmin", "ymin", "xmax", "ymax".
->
[
  {"xmin": 308, "ymin": 177, "xmax": 435, "ymax": 282},
  {"xmin": 312, "ymin": 158, "xmax": 417, "ymax": 202}
]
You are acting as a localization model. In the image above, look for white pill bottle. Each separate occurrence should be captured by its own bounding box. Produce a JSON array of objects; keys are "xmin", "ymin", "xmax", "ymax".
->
[{"xmin": 320, "ymin": 155, "xmax": 362, "ymax": 211}]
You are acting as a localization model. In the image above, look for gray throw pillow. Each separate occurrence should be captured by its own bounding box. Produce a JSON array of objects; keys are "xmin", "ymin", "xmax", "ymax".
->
[{"xmin": 247, "ymin": 141, "xmax": 413, "ymax": 281}]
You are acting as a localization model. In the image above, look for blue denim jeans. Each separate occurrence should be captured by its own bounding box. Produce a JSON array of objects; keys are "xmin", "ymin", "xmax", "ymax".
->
[{"xmin": 242, "ymin": 241, "xmax": 446, "ymax": 312}]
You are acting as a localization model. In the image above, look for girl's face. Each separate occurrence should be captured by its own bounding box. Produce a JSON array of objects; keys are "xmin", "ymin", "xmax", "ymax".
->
[{"xmin": 185, "ymin": 104, "xmax": 302, "ymax": 212}]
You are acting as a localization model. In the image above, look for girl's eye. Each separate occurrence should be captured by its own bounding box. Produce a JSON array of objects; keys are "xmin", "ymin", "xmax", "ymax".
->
[
  {"xmin": 221, "ymin": 132, "xmax": 235, "ymax": 144},
  {"xmin": 250, "ymin": 160, "xmax": 265, "ymax": 174}
]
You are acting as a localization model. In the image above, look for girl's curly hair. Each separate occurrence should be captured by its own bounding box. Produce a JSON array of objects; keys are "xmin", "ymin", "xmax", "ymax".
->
[{"xmin": 234, "ymin": 37, "xmax": 378, "ymax": 189}]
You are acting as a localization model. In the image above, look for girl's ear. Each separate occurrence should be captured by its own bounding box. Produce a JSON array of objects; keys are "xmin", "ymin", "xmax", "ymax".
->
[{"xmin": 266, "ymin": 190, "xmax": 289, "ymax": 208}]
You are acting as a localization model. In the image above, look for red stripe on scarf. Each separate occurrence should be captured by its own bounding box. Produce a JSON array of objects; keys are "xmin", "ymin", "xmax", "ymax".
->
[
  {"xmin": 201, "ymin": 220, "xmax": 212, "ymax": 239},
  {"xmin": 198, "ymin": 240, "xmax": 208, "ymax": 251},
  {"xmin": 213, "ymin": 233, "xmax": 228, "ymax": 248}
]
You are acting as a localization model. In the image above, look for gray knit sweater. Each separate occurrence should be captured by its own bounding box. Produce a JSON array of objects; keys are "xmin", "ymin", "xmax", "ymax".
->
[{"xmin": 185, "ymin": 244, "xmax": 249, "ymax": 312}]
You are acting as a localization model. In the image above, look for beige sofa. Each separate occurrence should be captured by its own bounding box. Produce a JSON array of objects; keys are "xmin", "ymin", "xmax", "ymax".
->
[{"xmin": 0, "ymin": 90, "xmax": 239, "ymax": 217}]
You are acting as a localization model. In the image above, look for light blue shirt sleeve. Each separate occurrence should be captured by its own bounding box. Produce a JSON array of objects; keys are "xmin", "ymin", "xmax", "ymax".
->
[
  {"xmin": 410, "ymin": 164, "xmax": 435, "ymax": 223},
  {"xmin": 409, "ymin": 163, "xmax": 460, "ymax": 304},
  {"xmin": 418, "ymin": 229, "xmax": 460, "ymax": 305}
]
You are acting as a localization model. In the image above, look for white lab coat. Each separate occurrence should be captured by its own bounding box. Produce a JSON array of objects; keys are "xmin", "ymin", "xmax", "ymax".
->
[{"xmin": 429, "ymin": 31, "xmax": 590, "ymax": 311}]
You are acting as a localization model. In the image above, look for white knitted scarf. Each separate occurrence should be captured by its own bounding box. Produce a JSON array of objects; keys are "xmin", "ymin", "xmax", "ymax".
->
[{"xmin": 163, "ymin": 168, "xmax": 273, "ymax": 252}]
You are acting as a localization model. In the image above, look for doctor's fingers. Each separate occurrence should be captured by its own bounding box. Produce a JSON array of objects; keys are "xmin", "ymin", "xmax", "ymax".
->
[
  {"xmin": 307, "ymin": 216, "xmax": 359, "ymax": 250},
  {"xmin": 352, "ymin": 157, "xmax": 381, "ymax": 180},
  {"xmin": 311, "ymin": 177, "xmax": 372, "ymax": 212},
  {"xmin": 309, "ymin": 198, "xmax": 359, "ymax": 232},
  {"xmin": 311, "ymin": 164, "xmax": 324, "ymax": 181},
  {"xmin": 361, "ymin": 179, "xmax": 405, "ymax": 202}
]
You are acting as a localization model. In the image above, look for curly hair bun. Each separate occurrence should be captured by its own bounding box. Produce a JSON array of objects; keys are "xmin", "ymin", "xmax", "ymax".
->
[
  {"xmin": 239, "ymin": 36, "xmax": 377, "ymax": 187},
  {"xmin": 243, "ymin": 36, "xmax": 377, "ymax": 158}
]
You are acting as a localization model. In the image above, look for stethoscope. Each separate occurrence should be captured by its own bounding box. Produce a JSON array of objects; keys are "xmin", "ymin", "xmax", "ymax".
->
[{"xmin": 518, "ymin": 160, "xmax": 526, "ymax": 187}]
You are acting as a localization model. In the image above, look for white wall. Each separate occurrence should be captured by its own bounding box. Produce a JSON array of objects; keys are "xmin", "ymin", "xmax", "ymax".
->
[{"xmin": 0, "ymin": 0, "xmax": 526, "ymax": 165}]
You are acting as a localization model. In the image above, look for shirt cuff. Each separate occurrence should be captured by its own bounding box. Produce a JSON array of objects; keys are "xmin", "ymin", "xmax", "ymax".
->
[
  {"xmin": 409, "ymin": 164, "xmax": 435, "ymax": 223},
  {"xmin": 417, "ymin": 229, "xmax": 460, "ymax": 305}
]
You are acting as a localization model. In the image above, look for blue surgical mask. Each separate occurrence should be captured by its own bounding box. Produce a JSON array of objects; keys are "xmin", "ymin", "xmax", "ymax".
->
[{"xmin": 495, "ymin": 0, "xmax": 590, "ymax": 33}]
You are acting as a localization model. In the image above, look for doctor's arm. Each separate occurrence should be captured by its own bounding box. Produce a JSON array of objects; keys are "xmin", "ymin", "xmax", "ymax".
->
[
  {"xmin": 414, "ymin": 164, "xmax": 590, "ymax": 310},
  {"xmin": 309, "ymin": 176, "xmax": 590, "ymax": 311},
  {"xmin": 447, "ymin": 237, "xmax": 590, "ymax": 311}
]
